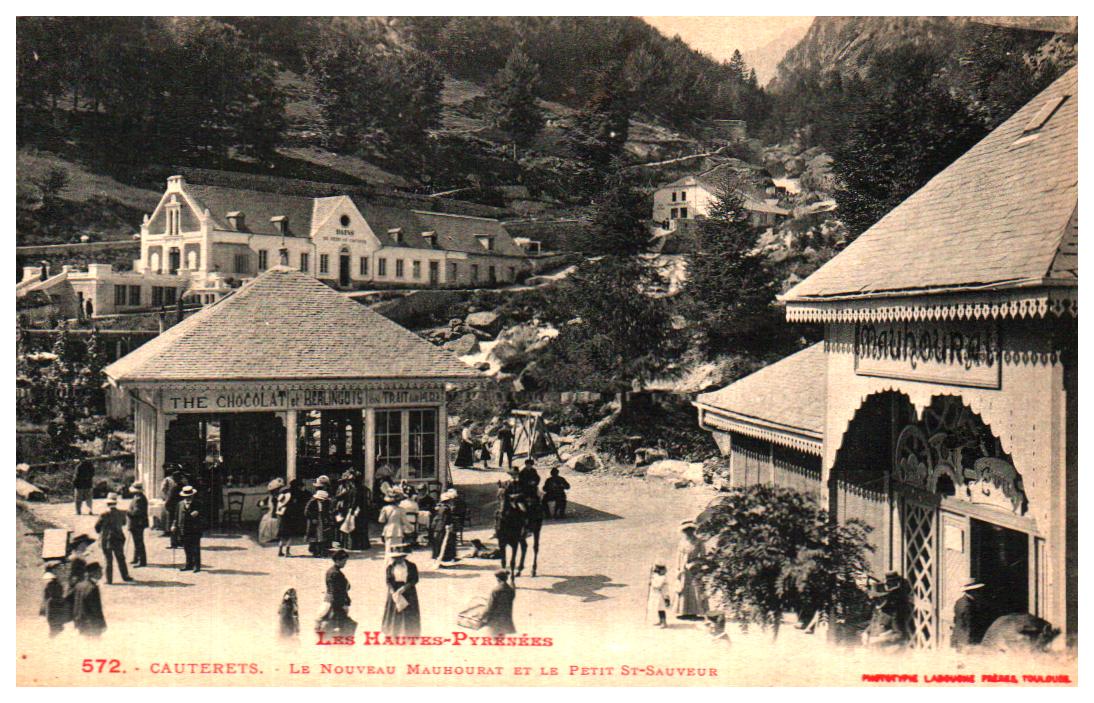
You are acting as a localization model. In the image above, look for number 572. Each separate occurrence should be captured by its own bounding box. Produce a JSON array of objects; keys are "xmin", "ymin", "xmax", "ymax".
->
[{"xmin": 81, "ymin": 659, "xmax": 122, "ymax": 673}]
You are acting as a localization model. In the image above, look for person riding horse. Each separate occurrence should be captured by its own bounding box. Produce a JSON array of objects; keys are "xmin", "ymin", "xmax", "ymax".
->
[{"xmin": 494, "ymin": 471, "xmax": 544, "ymax": 581}]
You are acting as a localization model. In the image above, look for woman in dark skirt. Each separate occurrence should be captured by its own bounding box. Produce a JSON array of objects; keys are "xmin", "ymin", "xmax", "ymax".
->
[
  {"xmin": 381, "ymin": 545, "xmax": 420, "ymax": 637},
  {"xmin": 305, "ymin": 487, "xmax": 335, "ymax": 558},
  {"xmin": 455, "ymin": 424, "xmax": 476, "ymax": 469},
  {"xmin": 276, "ymin": 479, "xmax": 309, "ymax": 557}
]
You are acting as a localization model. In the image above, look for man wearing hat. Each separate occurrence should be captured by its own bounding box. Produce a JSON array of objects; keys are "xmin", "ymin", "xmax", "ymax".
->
[
  {"xmin": 94, "ymin": 493, "xmax": 132, "ymax": 584},
  {"xmin": 518, "ymin": 458, "xmax": 541, "ymax": 494},
  {"xmin": 481, "ymin": 569, "xmax": 517, "ymax": 636},
  {"xmin": 72, "ymin": 561, "xmax": 106, "ymax": 638},
  {"xmin": 175, "ymin": 486, "xmax": 204, "ymax": 572},
  {"xmin": 951, "ymin": 578, "xmax": 986, "ymax": 649},
  {"xmin": 127, "ymin": 481, "xmax": 149, "ymax": 567},
  {"xmin": 40, "ymin": 560, "xmax": 68, "ymax": 637}
]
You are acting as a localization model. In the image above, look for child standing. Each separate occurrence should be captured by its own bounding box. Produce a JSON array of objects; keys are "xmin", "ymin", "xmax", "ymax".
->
[
  {"xmin": 278, "ymin": 588, "xmax": 299, "ymax": 641},
  {"xmin": 647, "ymin": 564, "xmax": 670, "ymax": 628}
]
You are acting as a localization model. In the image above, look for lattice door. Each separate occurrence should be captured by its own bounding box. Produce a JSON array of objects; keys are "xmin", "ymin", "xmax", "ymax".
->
[{"xmin": 903, "ymin": 499, "xmax": 938, "ymax": 647}]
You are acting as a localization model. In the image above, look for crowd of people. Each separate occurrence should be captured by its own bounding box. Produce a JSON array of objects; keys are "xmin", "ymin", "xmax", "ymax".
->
[{"xmin": 43, "ymin": 434, "xmax": 569, "ymax": 641}]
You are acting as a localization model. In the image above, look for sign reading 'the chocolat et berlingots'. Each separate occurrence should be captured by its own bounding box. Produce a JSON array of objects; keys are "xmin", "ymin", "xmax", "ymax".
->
[
  {"xmin": 854, "ymin": 320, "xmax": 1001, "ymax": 388},
  {"xmin": 162, "ymin": 385, "xmax": 444, "ymax": 413}
]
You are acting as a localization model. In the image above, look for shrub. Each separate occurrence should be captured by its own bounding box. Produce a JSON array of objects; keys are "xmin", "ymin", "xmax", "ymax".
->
[{"xmin": 696, "ymin": 484, "xmax": 873, "ymax": 639}]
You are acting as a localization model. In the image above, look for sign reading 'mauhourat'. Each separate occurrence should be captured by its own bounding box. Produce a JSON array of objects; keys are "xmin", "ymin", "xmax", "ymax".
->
[
  {"xmin": 162, "ymin": 385, "xmax": 444, "ymax": 413},
  {"xmin": 854, "ymin": 321, "xmax": 1001, "ymax": 388}
]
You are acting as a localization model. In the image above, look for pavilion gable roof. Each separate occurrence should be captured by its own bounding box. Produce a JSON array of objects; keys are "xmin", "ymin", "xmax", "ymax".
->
[
  {"xmin": 104, "ymin": 267, "xmax": 483, "ymax": 384},
  {"xmin": 782, "ymin": 67, "xmax": 1078, "ymax": 309}
]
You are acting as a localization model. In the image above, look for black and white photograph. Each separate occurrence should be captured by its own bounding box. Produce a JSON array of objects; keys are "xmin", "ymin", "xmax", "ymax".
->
[{"xmin": 12, "ymin": 12, "xmax": 1080, "ymax": 687}]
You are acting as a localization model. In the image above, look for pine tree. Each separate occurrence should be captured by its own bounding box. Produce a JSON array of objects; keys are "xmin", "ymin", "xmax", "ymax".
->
[
  {"xmin": 684, "ymin": 175, "xmax": 785, "ymax": 355},
  {"xmin": 530, "ymin": 257, "xmax": 683, "ymax": 394},
  {"xmin": 486, "ymin": 48, "xmax": 544, "ymax": 157},
  {"xmin": 832, "ymin": 47, "xmax": 987, "ymax": 239},
  {"xmin": 565, "ymin": 64, "xmax": 632, "ymax": 193},
  {"xmin": 728, "ymin": 49, "xmax": 748, "ymax": 80},
  {"xmin": 579, "ymin": 169, "xmax": 650, "ymax": 256}
]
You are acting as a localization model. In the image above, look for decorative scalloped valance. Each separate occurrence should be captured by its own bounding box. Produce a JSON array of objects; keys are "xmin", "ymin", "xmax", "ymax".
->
[
  {"xmin": 700, "ymin": 408, "xmax": 823, "ymax": 456},
  {"xmin": 786, "ymin": 287, "xmax": 1077, "ymax": 324}
]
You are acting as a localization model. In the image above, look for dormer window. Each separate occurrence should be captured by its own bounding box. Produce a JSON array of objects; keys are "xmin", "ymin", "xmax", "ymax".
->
[
  {"xmin": 421, "ymin": 231, "xmax": 436, "ymax": 248},
  {"xmin": 476, "ymin": 235, "xmax": 495, "ymax": 251},
  {"xmin": 226, "ymin": 211, "xmax": 245, "ymax": 231},
  {"xmin": 270, "ymin": 216, "xmax": 288, "ymax": 235},
  {"xmin": 388, "ymin": 228, "xmax": 403, "ymax": 245}
]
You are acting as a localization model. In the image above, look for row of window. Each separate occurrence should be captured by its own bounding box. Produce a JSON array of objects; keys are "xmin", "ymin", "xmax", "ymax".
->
[
  {"xmin": 297, "ymin": 408, "xmax": 438, "ymax": 479},
  {"xmin": 670, "ymin": 190, "xmax": 688, "ymax": 202},
  {"xmin": 670, "ymin": 207, "xmax": 689, "ymax": 219},
  {"xmin": 113, "ymin": 284, "xmax": 185, "ymax": 308}
]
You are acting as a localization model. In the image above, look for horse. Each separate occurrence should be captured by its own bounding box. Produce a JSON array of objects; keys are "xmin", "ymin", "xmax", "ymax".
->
[
  {"xmin": 521, "ymin": 493, "xmax": 544, "ymax": 577},
  {"xmin": 495, "ymin": 488, "xmax": 528, "ymax": 584}
]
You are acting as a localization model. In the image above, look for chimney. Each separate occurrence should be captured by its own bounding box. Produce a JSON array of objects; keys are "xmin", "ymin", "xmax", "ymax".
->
[
  {"xmin": 278, "ymin": 248, "xmax": 289, "ymax": 267},
  {"xmin": 421, "ymin": 231, "xmax": 436, "ymax": 248},
  {"xmin": 226, "ymin": 211, "xmax": 245, "ymax": 231},
  {"xmin": 166, "ymin": 175, "xmax": 185, "ymax": 192}
]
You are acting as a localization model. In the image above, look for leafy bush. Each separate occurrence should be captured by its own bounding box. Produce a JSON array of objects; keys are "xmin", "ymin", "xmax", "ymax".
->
[{"xmin": 696, "ymin": 485, "xmax": 873, "ymax": 639}]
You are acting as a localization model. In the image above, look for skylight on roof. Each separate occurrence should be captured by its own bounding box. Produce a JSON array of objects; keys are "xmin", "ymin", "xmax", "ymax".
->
[{"xmin": 1023, "ymin": 95, "xmax": 1068, "ymax": 134}]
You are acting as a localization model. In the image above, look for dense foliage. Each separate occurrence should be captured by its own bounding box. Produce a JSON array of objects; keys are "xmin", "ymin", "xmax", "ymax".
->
[
  {"xmin": 408, "ymin": 17, "xmax": 771, "ymax": 132},
  {"xmin": 529, "ymin": 257, "xmax": 684, "ymax": 395},
  {"xmin": 696, "ymin": 485, "xmax": 873, "ymax": 638},
  {"xmin": 304, "ymin": 20, "xmax": 444, "ymax": 174},
  {"xmin": 683, "ymin": 175, "xmax": 790, "ymax": 355},
  {"xmin": 485, "ymin": 48, "xmax": 545, "ymax": 154},
  {"xmin": 17, "ymin": 17, "xmax": 286, "ymax": 164}
]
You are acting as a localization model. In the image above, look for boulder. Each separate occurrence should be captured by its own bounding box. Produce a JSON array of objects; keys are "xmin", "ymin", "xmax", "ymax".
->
[
  {"xmin": 443, "ymin": 333, "xmax": 480, "ymax": 356},
  {"xmin": 488, "ymin": 340, "xmax": 525, "ymax": 370},
  {"xmin": 634, "ymin": 447, "xmax": 670, "ymax": 466},
  {"xmin": 646, "ymin": 459, "xmax": 705, "ymax": 484},
  {"xmin": 16, "ymin": 477, "xmax": 45, "ymax": 502},
  {"xmin": 566, "ymin": 452, "xmax": 599, "ymax": 473},
  {"xmin": 783, "ymin": 156, "xmax": 806, "ymax": 177},
  {"xmin": 465, "ymin": 311, "xmax": 502, "ymax": 335}
]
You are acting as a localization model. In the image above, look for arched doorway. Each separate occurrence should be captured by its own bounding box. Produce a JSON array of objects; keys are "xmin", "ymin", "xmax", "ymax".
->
[
  {"xmin": 831, "ymin": 391, "xmax": 917, "ymax": 577},
  {"xmin": 338, "ymin": 247, "xmax": 351, "ymax": 288},
  {"xmin": 893, "ymin": 395, "xmax": 1029, "ymax": 648}
]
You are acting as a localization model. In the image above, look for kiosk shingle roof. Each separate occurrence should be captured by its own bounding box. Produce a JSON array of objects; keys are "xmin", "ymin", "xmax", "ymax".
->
[
  {"xmin": 105, "ymin": 267, "xmax": 482, "ymax": 383},
  {"xmin": 783, "ymin": 67, "xmax": 1078, "ymax": 303},
  {"xmin": 696, "ymin": 343, "xmax": 826, "ymax": 435}
]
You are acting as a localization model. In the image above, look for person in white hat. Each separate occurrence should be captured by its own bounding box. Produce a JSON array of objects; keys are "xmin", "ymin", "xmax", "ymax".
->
[
  {"xmin": 378, "ymin": 488, "xmax": 407, "ymax": 556},
  {"xmin": 674, "ymin": 521, "xmax": 705, "ymax": 619},
  {"xmin": 126, "ymin": 481, "xmax": 149, "ymax": 567},
  {"xmin": 304, "ymin": 488, "xmax": 335, "ymax": 558},
  {"xmin": 952, "ymin": 578, "xmax": 986, "ymax": 649},
  {"xmin": 94, "ymin": 493, "xmax": 132, "ymax": 584},
  {"xmin": 381, "ymin": 545, "xmax": 420, "ymax": 636},
  {"xmin": 430, "ymin": 489, "xmax": 460, "ymax": 565}
]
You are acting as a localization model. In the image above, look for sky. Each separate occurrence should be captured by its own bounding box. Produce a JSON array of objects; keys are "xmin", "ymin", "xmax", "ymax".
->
[{"xmin": 642, "ymin": 16, "xmax": 814, "ymax": 82}]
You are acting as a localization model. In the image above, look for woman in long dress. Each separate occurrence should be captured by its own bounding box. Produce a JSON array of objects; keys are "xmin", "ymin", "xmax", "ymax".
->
[
  {"xmin": 455, "ymin": 425, "xmax": 476, "ymax": 469},
  {"xmin": 305, "ymin": 488, "xmax": 335, "ymax": 557},
  {"xmin": 258, "ymin": 478, "xmax": 284, "ymax": 544},
  {"xmin": 378, "ymin": 490, "xmax": 407, "ymax": 556},
  {"xmin": 381, "ymin": 547, "xmax": 421, "ymax": 636},
  {"xmin": 277, "ymin": 479, "xmax": 309, "ymax": 557},
  {"xmin": 674, "ymin": 522, "xmax": 707, "ymax": 619}
]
